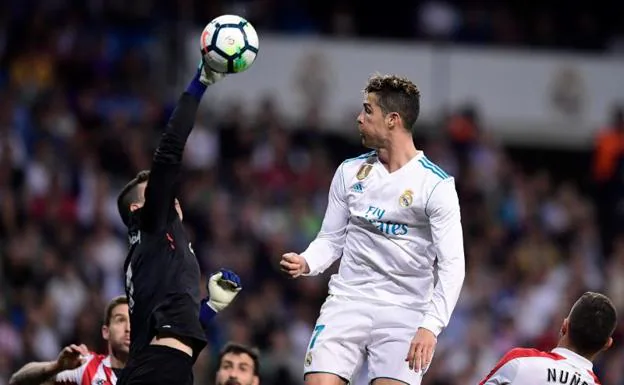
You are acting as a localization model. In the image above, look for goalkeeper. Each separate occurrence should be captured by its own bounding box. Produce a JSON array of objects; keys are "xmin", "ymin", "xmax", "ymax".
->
[{"xmin": 116, "ymin": 55, "xmax": 229, "ymax": 385}]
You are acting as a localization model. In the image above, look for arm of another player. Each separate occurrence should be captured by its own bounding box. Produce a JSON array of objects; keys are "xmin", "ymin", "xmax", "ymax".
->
[
  {"xmin": 406, "ymin": 178, "xmax": 466, "ymax": 372},
  {"xmin": 280, "ymin": 163, "xmax": 349, "ymax": 277},
  {"xmin": 140, "ymin": 61, "xmax": 225, "ymax": 233},
  {"xmin": 9, "ymin": 344, "xmax": 89, "ymax": 385},
  {"xmin": 479, "ymin": 349, "xmax": 522, "ymax": 384},
  {"xmin": 199, "ymin": 269, "xmax": 242, "ymax": 329}
]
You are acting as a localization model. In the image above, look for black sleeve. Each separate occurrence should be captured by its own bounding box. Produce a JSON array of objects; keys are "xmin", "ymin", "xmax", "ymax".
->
[{"xmin": 141, "ymin": 92, "xmax": 199, "ymax": 232}]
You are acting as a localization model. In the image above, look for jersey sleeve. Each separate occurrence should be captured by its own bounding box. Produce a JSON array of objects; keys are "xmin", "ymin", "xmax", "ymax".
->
[
  {"xmin": 479, "ymin": 349, "xmax": 522, "ymax": 384},
  {"xmin": 301, "ymin": 162, "xmax": 349, "ymax": 275},
  {"xmin": 420, "ymin": 177, "xmax": 466, "ymax": 336},
  {"xmin": 141, "ymin": 93, "xmax": 199, "ymax": 233}
]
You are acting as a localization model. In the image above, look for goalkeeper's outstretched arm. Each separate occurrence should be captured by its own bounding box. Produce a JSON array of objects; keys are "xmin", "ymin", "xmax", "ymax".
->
[{"xmin": 140, "ymin": 64, "xmax": 224, "ymax": 233}]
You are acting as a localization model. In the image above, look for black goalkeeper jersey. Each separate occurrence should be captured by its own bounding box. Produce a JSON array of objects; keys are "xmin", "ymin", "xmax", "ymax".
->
[{"xmin": 122, "ymin": 93, "xmax": 206, "ymax": 363}]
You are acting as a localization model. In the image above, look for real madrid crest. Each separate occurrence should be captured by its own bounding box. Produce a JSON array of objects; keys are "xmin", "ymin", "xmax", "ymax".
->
[
  {"xmin": 305, "ymin": 352, "xmax": 313, "ymax": 367},
  {"xmin": 399, "ymin": 189, "xmax": 414, "ymax": 208},
  {"xmin": 356, "ymin": 164, "xmax": 373, "ymax": 180}
]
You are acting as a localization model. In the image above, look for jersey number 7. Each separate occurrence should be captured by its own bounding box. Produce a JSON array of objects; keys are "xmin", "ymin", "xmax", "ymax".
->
[{"xmin": 309, "ymin": 325, "xmax": 326, "ymax": 350}]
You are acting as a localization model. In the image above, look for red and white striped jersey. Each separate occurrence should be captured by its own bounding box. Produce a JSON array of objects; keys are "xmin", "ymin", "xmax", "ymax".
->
[
  {"xmin": 55, "ymin": 353, "xmax": 117, "ymax": 385},
  {"xmin": 480, "ymin": 347, "xmax": 601, "ymax": 385}
]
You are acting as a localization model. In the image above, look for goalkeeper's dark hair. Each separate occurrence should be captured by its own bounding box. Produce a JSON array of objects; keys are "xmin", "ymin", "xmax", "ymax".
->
[
  {"xmin": 103, "ymin": 295, "xmax": 128, "ymax": 326},
  {"xmin": 217, "ymin": 342, "xmax": 261, "ymax": 375},
  {"xmin": 364, "ymin": 73, "xmax": 421, "ymax": 133},
  {"xmin": 568, "ymin": 292, "xmax": 617, "ymax": 356},
  {"xmin": 117, "ymin": 170, "xmax": 151, "ymax": 226}
]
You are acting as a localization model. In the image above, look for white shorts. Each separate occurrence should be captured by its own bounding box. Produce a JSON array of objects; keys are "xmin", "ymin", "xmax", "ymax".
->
[{"xmin": 303, "ymin": 295, "xmax": 430, "ymax": 385}]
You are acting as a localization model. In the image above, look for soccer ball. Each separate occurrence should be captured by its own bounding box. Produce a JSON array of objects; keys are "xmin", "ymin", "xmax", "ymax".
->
[{"xmin": 200, "ymin": 15, "xmax": 259, "ymax": 74}]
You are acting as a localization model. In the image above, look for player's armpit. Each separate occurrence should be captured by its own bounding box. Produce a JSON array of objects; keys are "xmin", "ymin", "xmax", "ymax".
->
[{"xmin": 141, "ymin": 93, "xmax": 200, "ymax": 232}]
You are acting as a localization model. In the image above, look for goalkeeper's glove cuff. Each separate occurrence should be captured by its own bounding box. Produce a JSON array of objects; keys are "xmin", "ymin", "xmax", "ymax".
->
[
  {"xmin": 207, "ymin": 299, "xmax": 228, "ymax": 313},
  {"xmin": 199, "ymin": 299, "xmax": 218, "ymax": 326}
]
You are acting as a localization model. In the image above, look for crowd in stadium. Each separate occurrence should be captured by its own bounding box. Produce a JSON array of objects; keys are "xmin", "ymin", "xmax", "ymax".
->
[{"xmin": 1, "ymin": 1, "xmax": 624, "ymax": 384}]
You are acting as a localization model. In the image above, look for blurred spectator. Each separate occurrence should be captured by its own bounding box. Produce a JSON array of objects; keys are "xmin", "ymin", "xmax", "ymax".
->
[
  {"xmin": 593, "ymin": 105, "xmax": 624, "ymax": 255},
  {"xmin": 416, "ymin": 1, "xmax": 460, "ymax": 40},
  {"xmin": 592, "ymin": 106, "xmax": 624, "ymax": 184}
]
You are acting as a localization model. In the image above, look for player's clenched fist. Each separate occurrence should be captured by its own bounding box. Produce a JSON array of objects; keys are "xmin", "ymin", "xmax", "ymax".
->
[
  {"xmin": 280, "ymin": 252, "xmax": 310, "ymax": 278},
  {"xmin": 207, "ymin": 269, "xmax": 242, "ymax": 312},
  {"xmin": 55, "ymin": 344, "xmax": 89, "ymax": 371}
]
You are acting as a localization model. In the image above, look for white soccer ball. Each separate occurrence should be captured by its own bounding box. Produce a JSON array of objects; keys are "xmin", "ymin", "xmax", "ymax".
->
[{"xmin": 200, "ymin": 14, "xmax": 259, "ymax": 74}]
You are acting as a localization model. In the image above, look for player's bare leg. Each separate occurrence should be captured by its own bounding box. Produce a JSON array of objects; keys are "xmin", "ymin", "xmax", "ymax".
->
[{"xmin": 305, "ymin": 372, "xmax": 348, "ymax": 385}]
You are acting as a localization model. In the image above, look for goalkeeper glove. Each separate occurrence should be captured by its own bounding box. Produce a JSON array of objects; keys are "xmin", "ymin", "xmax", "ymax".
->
[
  {"xmin": 198, "ymin": 57, "xmax": 226, "ymax": 86},
  {"xmin": 206, "ymin": 269, "xmax": 242, "ymax": 312}
]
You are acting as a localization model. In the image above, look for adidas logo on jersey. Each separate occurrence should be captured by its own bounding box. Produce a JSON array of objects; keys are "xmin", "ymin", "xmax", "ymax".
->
[{"xmin": 351, "ymin": 182, "xmax": 364, "ymax": 193}]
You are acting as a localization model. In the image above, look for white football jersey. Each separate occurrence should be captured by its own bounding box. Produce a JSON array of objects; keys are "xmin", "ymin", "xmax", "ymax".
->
[
  {"xmin": 480, "ymin": 347, "xmax": 601, "ymax": 385},
  {"xmin": 301, "ymin": 151, "xmax": 465, "ymax": 335}
]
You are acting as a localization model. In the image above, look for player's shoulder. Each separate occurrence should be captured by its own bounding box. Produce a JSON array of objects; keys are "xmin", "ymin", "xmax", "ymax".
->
[
  {"xmin": 500, "ymin": 347, "xmax": 566, "ymax": 364},
  {"xmin": 481, "ymin": 348, "xmax": 569, "ymax": 385},
  {"xmin": 90, "ymin": 352, "xmax": 107, "ymax": 361},
  {"xmin": 341, "ymin": 150, "xmax": 376, "ymax": 166},
  {"xmin": 412, "ymin": 154, "xmax": 456, "ymax": 208},
  {"xmin": 80, "ymin": 352, "xmax": 107, "ymax": 367},
  {"xmin": 338, "ymin": 151, "xmax": 377, "ymax": 178},
  {"xmin": 413, "ymin": 153, "xmax": 453, "ymax": 185}
]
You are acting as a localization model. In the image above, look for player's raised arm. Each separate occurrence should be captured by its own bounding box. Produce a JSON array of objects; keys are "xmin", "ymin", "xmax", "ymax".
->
[
  {"xmin": 280, "ymin": 163, "xmax": 350, "ymax": 277},
  {"xmin": 140, "ymin": 65, "xmax": 224, "ymax": 232},
  {"xmin": 421, "ymin": 178, "xmax": 465, "ymax": 335}
]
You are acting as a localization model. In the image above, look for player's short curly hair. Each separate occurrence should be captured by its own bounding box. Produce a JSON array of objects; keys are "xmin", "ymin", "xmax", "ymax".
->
[
  {"xmin": 117, "ymin": 170, "xmax": 151, "ymax": 226},
  {"xmin": 568, "ymin": 292, "xmax": 617, "ymax": 355},
  {"xmin": 364, "ymin": 73, "xmax": 421, "ymax": 133}
]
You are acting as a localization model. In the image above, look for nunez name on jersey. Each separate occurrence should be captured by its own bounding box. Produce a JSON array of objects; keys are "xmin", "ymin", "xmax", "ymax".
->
[{"xmin": 301, "ymin": 151, "xmax": 465, "ymax": 336}]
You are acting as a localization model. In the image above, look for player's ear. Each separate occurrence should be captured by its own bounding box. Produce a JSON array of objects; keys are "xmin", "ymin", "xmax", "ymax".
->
[
  {"xmin": 386, "ymin": 112, "xmax": 400, "ymax": 129},
  {"xmin": 252, "ymin": 375, "xmax": 259, "ymax": 385},
  {"xmin": 560, "ymin": 318, "xmax": 569, "ymax": 337},
  {"xmin": 603, "ymin": 336, "xmax": 613, "ymax": 351},
  {"xmin": 130, "ymin": 202, "xmax": 142, "ymax": 212},
  {"xmin": 102, "ymin": 325, "xmax": 110, "ymax": 341}
]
